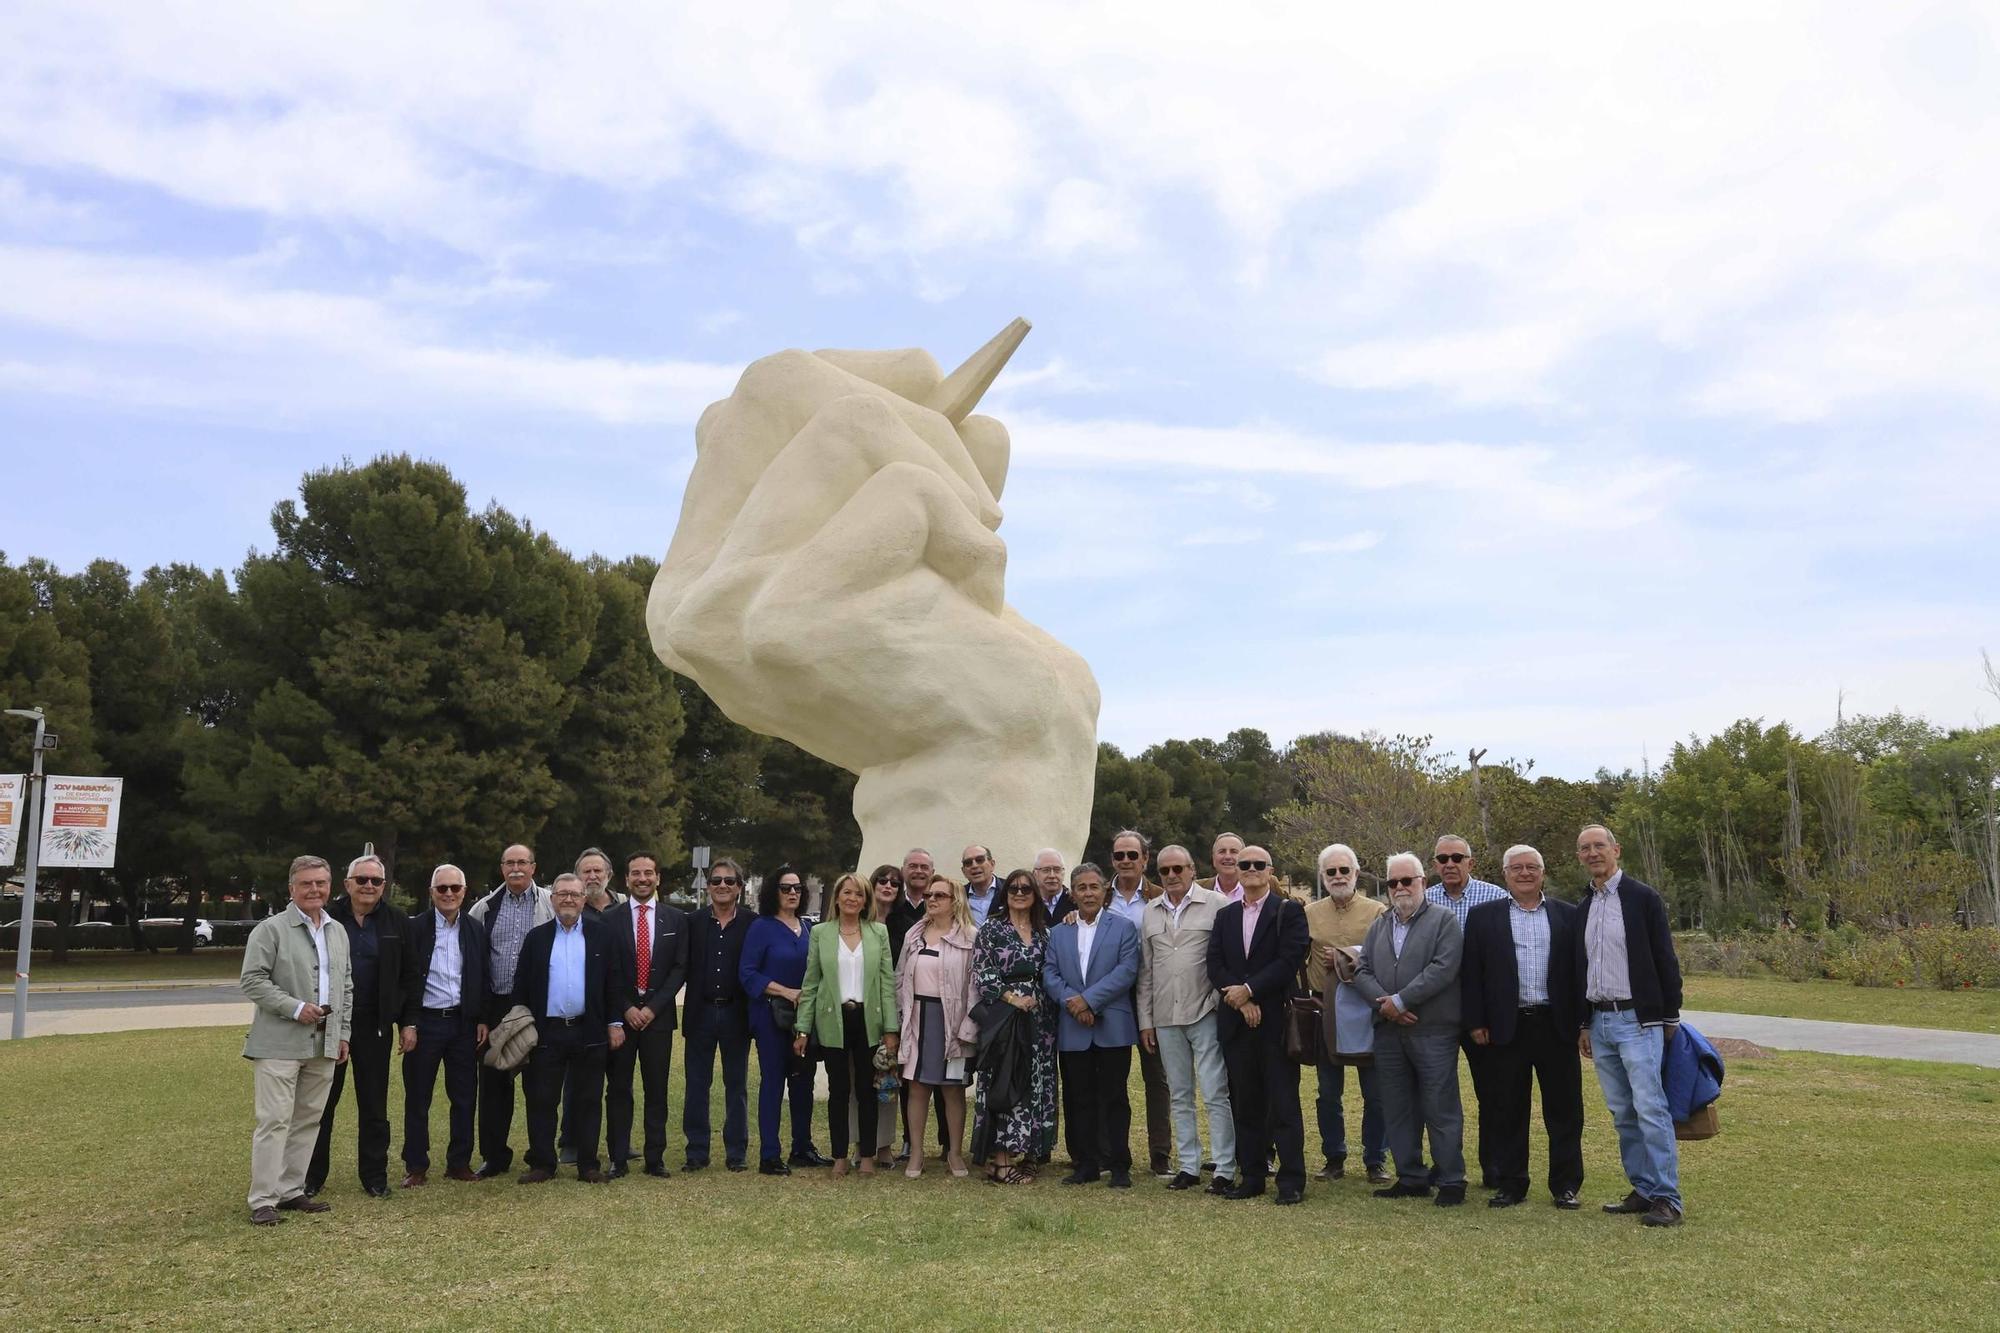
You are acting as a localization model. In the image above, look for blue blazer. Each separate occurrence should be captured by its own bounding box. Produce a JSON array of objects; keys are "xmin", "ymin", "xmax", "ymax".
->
[{"xmin": 1043, "ymin": 912, "xmax": 1140, "ymax": 1052}]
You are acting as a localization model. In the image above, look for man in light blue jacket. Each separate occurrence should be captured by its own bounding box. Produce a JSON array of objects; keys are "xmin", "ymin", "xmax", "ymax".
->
[{"xmin": 1043, "ymin": 862, "xmax": 1141, "ymax": 1188}]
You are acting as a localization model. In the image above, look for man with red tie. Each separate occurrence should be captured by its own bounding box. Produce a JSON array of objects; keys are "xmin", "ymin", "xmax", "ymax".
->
[{"xmin": 603, "ymin": 850, "xmax": 689, "ymax": 1178}]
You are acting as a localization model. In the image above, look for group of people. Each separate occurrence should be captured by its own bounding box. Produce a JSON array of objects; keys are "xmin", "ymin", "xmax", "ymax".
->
[{"xmin": 236, "ymin": 825, "xmax": 1687, "ymax": 1229}]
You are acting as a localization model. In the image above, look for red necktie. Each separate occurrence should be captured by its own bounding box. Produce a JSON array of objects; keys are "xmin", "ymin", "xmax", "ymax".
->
[{"xmin": 636, "ymin": 903, "xmax": 652, "ymax": 991}]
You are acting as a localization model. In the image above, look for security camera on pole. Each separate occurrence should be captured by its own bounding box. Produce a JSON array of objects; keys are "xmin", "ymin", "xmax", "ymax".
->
[{"xmin": 5, "ymin": 706, "xmax": 56, "ymax": 1041}]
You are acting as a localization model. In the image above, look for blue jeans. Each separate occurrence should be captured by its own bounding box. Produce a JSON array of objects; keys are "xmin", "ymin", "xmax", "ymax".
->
[
  {"xmin": 1314, "ymin": 1058, "xmax": 1385, "ymax": 1169},
  {"xmin": 1589, "ymin": 1009, "xmax": 1680, "ymax": 1209},
  {"xmin": 1154, "ymin": 1011, "xmax": 1237, "ymax": 1180},
  {"xmin": 683, "ymin": 1001, "xmax": 750, "ymax": 1164}
]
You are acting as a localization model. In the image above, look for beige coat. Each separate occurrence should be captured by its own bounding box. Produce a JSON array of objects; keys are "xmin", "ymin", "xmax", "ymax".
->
[
  {"xmin": 1135, "ymin": 885, "xmax": 1227, "ymax": 1030},
  {"xmin": 894, "ymin": 919, "xmax": 980, "ymax": 1078},
  {"xmin": 1304, "ymin": 893, "xmax": 1388, "ymax": 992},
  {"xmin": 240, "ymin": 905, "xmax": 353, "ymax": 1060}
]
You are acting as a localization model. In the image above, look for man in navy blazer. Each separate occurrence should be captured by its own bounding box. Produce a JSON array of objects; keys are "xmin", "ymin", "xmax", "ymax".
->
[
  {"xmin": 1207, "ymin": 845, "xmax": 1312, "ymax": 1204},
  {"xmin": 1043, "ymin": 862, "xmax": 1141, "ymax": 1188},
  {"xmin": 602, "ymin": 850, "xmax": 689, "ymax": 1178},
  {"xmin": 1461, "ymin": 845, "xmax": 1584, "ymax": 1209},
  {"xmin": 511, "ymin": 874, "xmax": 624, "ymax": 1183},
  {"xmin": 397, "ymin": 864, "xmax": 490, "ymax": 1187}
]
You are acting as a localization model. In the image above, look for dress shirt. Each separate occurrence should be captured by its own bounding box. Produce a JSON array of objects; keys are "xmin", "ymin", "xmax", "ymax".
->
[
  {"xmin": 837, "ymin": 933, "xmax": 866, "ymax": 1002},
  {"xmin": 1387, "ymin": 906, "xmax": 1421, "ymax": 1012},
  {"xmin": 1425, "ymin": 878, "xmax": 1508, "ymax": 932},
  {"xmin": 347, "ymin": 910, "xmax": 380, "ymax": 1015},
  {"xmin": 546, "ymin": 918, "xmax": 586, "ymax": 1019},
  {"xmin": 422, "ymin": 909, "xmax": 464, "ymax": 1009},
  {"xmin": 488, "ymin": 886, "xmax": 539, "ymax": 994},
  {"xmin": 1075, "ymin": 912, "xmax": 1101, "ymax": 978},
  {"xmin": 1106, "ymin": 882, "xmax": 1148, "ymax": 929},
  {"xmin": 1585, "ymin": 871, "xmax": 1632, "ymax": 1002},
  {"xmin": 697, "ymin": 911, "xmax": 749, "ymax": 1001},
  {"xmin": 1209, "ymin": 879, "xmax": 1245, "ymax": 905},
  {"xmin": 1508, "ymin": 897, "xmax": 1552, "ymax": 1005},
  {"xmin": 293, "ymin": 905, "xmax": 331, "ymax": 1019},
  {"xmin": 966, "ymin": 882, "xmax": 997, "ymax": 927},
  {"xmin": 1240, "ymin": 891, "xmax": 1267, "ymax": 953},
  {"xmin": 1163, "ymin": 891, "xmax": 1194, "ymax": 927}
]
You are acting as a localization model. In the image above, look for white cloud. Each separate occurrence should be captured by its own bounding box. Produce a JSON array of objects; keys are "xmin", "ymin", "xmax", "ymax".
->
[{"xmin": 1294, "ymin": 533, "xmax": 1381, "ymax": 555}]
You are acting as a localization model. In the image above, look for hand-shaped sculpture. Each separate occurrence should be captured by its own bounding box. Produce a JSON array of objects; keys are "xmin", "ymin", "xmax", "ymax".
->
[{"xmin": 647, "ymin": 319, "xmax": 1101, "ymax": 874}]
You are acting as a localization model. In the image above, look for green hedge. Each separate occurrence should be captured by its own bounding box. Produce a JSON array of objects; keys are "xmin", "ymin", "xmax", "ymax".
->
[{"xmin": 1675, "ymin": 926, "xmax": 2000, "ymax": 990}]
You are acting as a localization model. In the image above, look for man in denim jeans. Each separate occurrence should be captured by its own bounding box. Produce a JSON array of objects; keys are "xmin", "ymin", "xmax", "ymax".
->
[{"xmin": 1573, "ymin": 824, "xmax": 1685, "ymax": 1228}]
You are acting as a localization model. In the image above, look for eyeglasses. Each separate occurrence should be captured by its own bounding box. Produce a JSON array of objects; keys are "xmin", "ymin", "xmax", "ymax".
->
[
  {"xmin": 1386, "ymin": 876, "xmax": 1420, "ymax": 889},
  {"xmin": 922, "ymin": 891, "xmax": 952, "ymax": 902},
  {"xmin": 1506, "ymin": 863, "xmax": 1541, "ymax": 874},
  {"xmin": 707, "ymin": 876, "xmax": 740, "ymax": 887},
  {"xmin": 351, "ymin": 876, "xmax": 384, "ymax": 886},
  {"xmin": 779, "ymin": 883, "xmax": 802, "ymax": 893},
  {"xmin": 501, "ymin": 859, "xmax": 533, "ymax": 868},
  {"xmin": 1323, "ymin": 867, "xmax": 1354, "ymax": 877},
  {"xmin": 1434, "ymin": 852, "xmax": 1468, "ymax": 864},
  {"xmin": 1238, "ymin": 859, "xmax": 1270, "ymax": 871},
  {"xmin": 961, "ymin": 855, "xmax": 988, "ymax": 868}
]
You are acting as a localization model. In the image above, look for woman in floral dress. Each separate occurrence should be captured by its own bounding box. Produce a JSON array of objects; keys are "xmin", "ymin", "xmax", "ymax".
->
[{"xmin": 972, "ymin": 869, "xmax": 1057, "ymax": 1184}]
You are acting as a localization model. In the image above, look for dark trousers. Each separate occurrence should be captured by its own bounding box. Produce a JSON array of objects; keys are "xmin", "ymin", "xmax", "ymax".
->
[
  {"xmin": 525, "ymin": 1020, "xmax": 607, "ymax": 1173},
  {"xmin": 307, "ymin": 1011, "xmax": 392, "ymax": 1191},
  {"xmin": 1059, "ymin": 1044, "xmax": 1133, "ymax": 1176},
  {"xmin": 1138, "ymin": 1043, "xmax": 1172, "ymax": 1167},
  {"xmin": 403, "ymin": 1008, "xmax": 478, "ymax": 1173},
  {"xmin": 683, "ymin": 1000, "xmax": 750, "ymax": 1164},
  {"xmin": 1461, "ymin": 1032, "xmax": 1501, "ymax": 1185},
  {"xmin": 822, "ymin": 1005, "xmax": 880, "ymax": 1157},
  {"xmin": 478, "ymin": 989, "xmax": 523, "ymax": 1171},
  {"xmin": 751, "ymin": 1008, "xmax": 815, "ymax": 1162},
  {"xmin": 1316, "ymin": 1057, "xmax": 1387, "ymax": 1168},
  {"xmin": 605, "ymin": 1016, "xmax": 675, "ymax": 1169},
  {"xmin": 1483, "ymin": 1009, "xmax": 1586, "ymax": 1197},
  {"xmin": 1223, "ymin": 1020, "xmax": 1305, "ymax": 1191}
]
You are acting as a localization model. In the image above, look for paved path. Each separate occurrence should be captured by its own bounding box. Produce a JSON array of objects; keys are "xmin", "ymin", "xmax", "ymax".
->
[
  {"xmin": 1684, "ymin": 1009, "xmax": 2000, "ymax": 1070},
  {"xmin": 3, "ymin": 984, "xmax": 250, "ymax": 1040}
]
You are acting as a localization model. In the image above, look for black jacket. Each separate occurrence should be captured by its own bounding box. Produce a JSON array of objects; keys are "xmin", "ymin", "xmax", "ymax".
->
[
  {"xmin": 510, "ymin": 914, "xmax": 620, "ymax": 1039},
  {"xmin": 1461, "ymin": 896, "xmax": 1578, "ymax": 1044},
  {"xmin": 1206, "ymin": 893, "xmax": 1310, "ymax": 1040},
  {"xmin": 604, "ymin": 897, "xmax": 689, "ymax": 1021},
  {"xmin": 399, "ymin": 909, "xmax": 489, "ymax": 1025},
  {"xmin": 1570, "ymin": 874, "xmax": 1683, "ymax": 1027},
  {"xmin": 682, "ymin": 908, "xmax": 751, "ymax": 1032},
  {"xmin": 328, "ymin": 896, "xmax": 407, "ymax": 1022}
]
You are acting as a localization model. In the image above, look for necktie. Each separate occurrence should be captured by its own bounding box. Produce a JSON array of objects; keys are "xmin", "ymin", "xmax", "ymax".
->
[{"xmin": 636, "ymin": 903, "xmax": 652, "ymax": 992}]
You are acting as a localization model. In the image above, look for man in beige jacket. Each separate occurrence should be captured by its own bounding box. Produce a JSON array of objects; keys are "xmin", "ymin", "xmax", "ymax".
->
[
  {"xmin": 240, "ymin": 854, "xmax": 353, "ymax": 1226},
  {"xmin": 1136, "ymin": 844, "xmax": 1236, "ymax": 1194},
  {"xmin": 1304, "ymin": 842, "xmax": 1390, "ymax": 1184}
]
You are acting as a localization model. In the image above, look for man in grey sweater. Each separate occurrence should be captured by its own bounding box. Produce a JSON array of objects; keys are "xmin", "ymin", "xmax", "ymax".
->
[{"xmin": 1353, "ymin": 851, "xmax": 1467, "ymax": 1206}]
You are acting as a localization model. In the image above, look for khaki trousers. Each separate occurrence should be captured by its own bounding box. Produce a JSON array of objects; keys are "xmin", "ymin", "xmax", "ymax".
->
[{"xmin": 249, "ymin": 1056, "xmax": 338, "ymax": 1208}]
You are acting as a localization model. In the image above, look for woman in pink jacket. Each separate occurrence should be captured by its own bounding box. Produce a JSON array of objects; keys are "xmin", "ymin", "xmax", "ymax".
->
[{"xmin": 896, "ymin": 874, "xmax": 980, "ymax": 1177}]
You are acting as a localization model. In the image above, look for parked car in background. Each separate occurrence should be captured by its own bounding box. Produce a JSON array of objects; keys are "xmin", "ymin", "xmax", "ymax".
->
[{"xmin": 139, "ymin": 917, "xmax": 214, "ymax": 946}]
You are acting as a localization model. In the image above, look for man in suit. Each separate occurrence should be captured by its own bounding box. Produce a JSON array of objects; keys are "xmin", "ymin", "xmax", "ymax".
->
[
  {"xmin": 1206, "ymin": 844, "xmax": 1311, "ymax": 1204},
  {"xmin": 466, "ymin": 842, "xmax": 553, "ymax": 1177},
  {"xmin": 1462, "ymin": 844, "xmax": 1584, "ymax": 1209},
  {"xmin": 398, "ymin": 863, "xmax": 489, "ymax": 1187},
  {"xmin": 1574, "ymin": 824, "xmax": 1687, "ymax": 1228},
  {"xmin": 603, "ymin": 849, "xmax": 689, "ymax": 1178},
  {"xmin": 304, "ymin": 852, "xmax": 407, "ymax": 1199},
  {"xmin": 683, "ymin": 857, "xmax": 753, "ymax": 1171},
  {"xmin": 1043, "ymin": 862, "xmax": 1141, "ymax": 1188},
  {"xmin": 1136, "ymin": 844, "xmax": 1235, "ymax": 1193},
  {"xmin": 512, "ymin": 873, "xmax": 624, "ymax": 1183},
  {"xmin": 1354, "ymin": 852, "xmax": 1467, "ymax": 1206},
  {"xmin": 238, "ymin": 855, "xmax": 352, "ymax": 1226},
  {"xmin": 1034, "ymin": 847, "xmax": 1072, "ymax": 923}
]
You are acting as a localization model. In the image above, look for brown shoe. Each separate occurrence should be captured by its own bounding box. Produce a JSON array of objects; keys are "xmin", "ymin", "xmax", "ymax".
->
[
  {"xmin": 276, "ymin": 1195, "xmax": 331, "ymax": 1213},
  {"xmin": 443, "ymin": 1166, "xmax": 479, "ymax": 1182},
  {"xmin": 248, "ymin": 1205, "xmax": 282, "ymax": 1226},
  {"xmin": 577, "ymin": 1168, "xmax": 608, "ymax": 1183},
  {"xmin": 401, "ymin": 1171, "xmax": 428, "ymax": 1189},
  {"xmin": 517, "ymin": 1168, "xmax": 555, "ymax": 1184}
]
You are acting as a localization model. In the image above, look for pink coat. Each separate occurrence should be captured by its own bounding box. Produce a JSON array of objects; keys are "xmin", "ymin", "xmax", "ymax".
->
[{"xmin": 894, "ymin": 919, "xmax": 980, "ymax": 1081}]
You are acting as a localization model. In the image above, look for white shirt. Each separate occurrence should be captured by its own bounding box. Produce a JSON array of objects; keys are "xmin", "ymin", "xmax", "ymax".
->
[
  {"xmin": 422, "ymin": 909, "xmax": 463, "ymax": 1010},
  {"xmin": 1164, "ymin": 891, "xmax": 1195, "ymax": 926},
  {"xmin": 293, "ymin": 903, "xmax": 331, "ymax": 1019},
  {"xmin": 1075, "ymin": 912, "xmax": 1101, "ymax": 978},
  {"xmin": 837, "ymin": 933, "xmax": 866, "ymax": 1003}
]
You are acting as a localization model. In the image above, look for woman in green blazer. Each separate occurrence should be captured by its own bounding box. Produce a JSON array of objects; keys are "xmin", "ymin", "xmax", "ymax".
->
[{"xmin": 794, "ymin": 873, "xmax": 900, "ymax": 1175}]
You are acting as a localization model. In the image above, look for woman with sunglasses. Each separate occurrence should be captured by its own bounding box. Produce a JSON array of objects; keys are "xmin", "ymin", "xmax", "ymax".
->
[
  {"xmin": 894, "ymin": 875, "xmax": 979, "ymax": 1177},
  {"xmin": 868, "ymin": 864, "xmax": 922, "ymax": 967},
  {"xmin": 972, "ymin": 869, "xmax": 1057, "ymax": 1184},
  {"xmin": 794, "ymin": 873, "xmax": 900, "ymax": 1175},
  {"xmin": 740, "ymin": 866, "xmax": 827, "ymax": 1175}
]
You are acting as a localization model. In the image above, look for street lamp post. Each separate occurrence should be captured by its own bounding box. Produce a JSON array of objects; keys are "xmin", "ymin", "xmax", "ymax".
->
[{"xmin": 7, "ymin": 707, "xmax": 51, "ymax": 1041}]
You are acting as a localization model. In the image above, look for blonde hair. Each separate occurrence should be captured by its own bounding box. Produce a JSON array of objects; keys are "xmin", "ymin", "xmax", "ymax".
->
[
  {"xmin": 827, "ymin": 872, "xmax": 871, "ymax": 922},
  {"xmin": 926, "ymin": 874, "xmax": 976, "ymax": 936}
]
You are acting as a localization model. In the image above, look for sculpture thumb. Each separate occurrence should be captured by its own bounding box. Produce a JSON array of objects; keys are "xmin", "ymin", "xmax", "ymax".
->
[{"xmin": 926, "ymin": 317, "xmax": 1031, "ymax": 424}]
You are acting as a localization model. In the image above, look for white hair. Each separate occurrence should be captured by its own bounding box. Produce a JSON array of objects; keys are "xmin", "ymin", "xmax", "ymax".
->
[
  {"xmin": 1318, "ymin": 842, "xmax": 1358, "ymax": 871},
  {"xmin": 1502, "ymin": 845, "xmax": 1544, "ymax": 869},
  {"xmin": 430, "ymin": 863, "xmax": 465, "ymax": 885},
  {"xmin": 1385, "ymin": 852, "xmax": 1425, "ymax": 879},
  {"xmin": 1434, "ymin": 832, "xmax": 1472, "ymax": 852},
  {"xmin": 1033, "ymin": 847, "xmax": 1065, "ymax": 868},
  {"xmin": 346, "ymin": 854, "xmax": 386, "ymax": 879}
]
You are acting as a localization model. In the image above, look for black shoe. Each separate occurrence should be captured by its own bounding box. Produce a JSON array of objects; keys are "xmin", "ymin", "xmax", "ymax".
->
[
  {"xmin": 788, "ymin": 1148, "xmax": 834, "ymax": 1168},
  {"xmin": 300, "ymin": 1182, "xmax": 323, "ymax": 1198},
  {"xmin": 1488, "ymin": 1190, "xmax": 1526, "ymax": 1208},
  {"xmin": 725, "ymin": 1159, "xmax": 747, "ymax": 1173},
  {"xmin": 1603, "ymin": 1190, "xmax": 1649, "ymax": 1214},
  {"xmin": 1373, "ymin": 1181, "xmax": 1432, "ymax": 1199},
  {"xmin": 1314, "ymin": 1160, "xmax": 1345, "ymax": 1182},
  {"xmin": 607, "ymin": 1164, "xmax": 628, "ymax": 1180},
  {"xmin": 1223, "ymin": 1179, "xmax": 1266, "ymax": 1200},
  {"xmin": 558, "ymin": 1148, "xmax": 577, "ymax": 1166},
  {"xmin": 1642, "ymin": 1198, "xmax": 1684, "ymax": 1227},
  {"xmin": 1553, "ymin": 1190, "xmax": 1581, "ymax": 1210},
  {"xmin": 1434, "ymin": 1184, "xmax": 1466, "ymax": 1207},
  {"xmin": 1167, "ymin": 1171, "xmax": 1201, "ymax": 1191},
  {"xmin": 682, "ymin": 1157, "xmax": 709, "ymax": 1172},
  {"xmin": 1366, "ymin": 1163, "xmax": 1393, "ymax": 1185},
  {"xmin": 1107, "ymin": 1170, "xmax": 1133, "ymax": 1189},
  {"xmin": 1060, "ymin": 1168, "xmax": 1101, "ymax": 1186},
  {"xmin": 1149, "ymin": 1152, "xmax": 1172, "ymax": 1178},
  {"xmin": 759, "ymin": 1159, "xmax": 791, "ymax": 1177},
  {"xmin": 894, "ymin": 1145, "xmax": 911, "ymax": 1163},
  {"xmin": 1204, "ymin": 1176, "xmax": 1235, "ymax": 1197},
  {"xmin": 363, "ymin": 1183, "xmax": 391, "ymax": 1199},
  {"xmin": 643, "ymin": 1163, "xmax": 670, "ymax": 1178},
  {"xmin": 1275, "ymin": 1186, "xmax": 1304, "ymax": 1206},
  {"xmin": 474, "ymin": 1162, "xmax": 509, "ymax": 1180},
  {"xmin": 1200, "ymin": 1160, "xmax": 1217, "ymax": 1174}
]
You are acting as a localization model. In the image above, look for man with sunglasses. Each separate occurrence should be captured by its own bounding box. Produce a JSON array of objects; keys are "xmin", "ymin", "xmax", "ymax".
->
[
  {"xmin": 1355, "ymin": 853, "xmax": 1467, "ymax": 1206},
  {"xmin": 1304, "ymin": 843, "xmax": 1390, "ymax": 1185},
  {"xmin": 961, "ymin": 845, "xmax": 999, "ymax": 927},
  {"xmin": 682, "ymin": 857, "xmax": 753, "ymax": 1171},
  {"xmin": 304, "ymin": 852, "xmax": 408, "ymax": 1200},
  {"xmin": 1106, "ymin": 829, "xmax": 1172, "ymax": 1177},
  {"xmin": 398, "ymin": 863, "xmax": 489, "ymax": 1187},
  {"xmin": 1137, "ymin": 845, "xmax": 1236, "ymax": 1194},
  {"xmin": 1424, "ymin": 834, "xmax": 1507, "ymax": 1186}
]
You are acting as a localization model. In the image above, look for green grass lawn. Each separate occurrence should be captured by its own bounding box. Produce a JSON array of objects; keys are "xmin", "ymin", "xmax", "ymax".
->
[
  {"xmin": 22, "ymin": 947, "xmax": 245, "ymax": 984},
  {"xmin": 2, "ymin": 1028, "xmax": 1995, "ymax": 1330},
  {"xmin": 1685, "ymin": 974, "xmax": 2000, "ymax": 1034}
]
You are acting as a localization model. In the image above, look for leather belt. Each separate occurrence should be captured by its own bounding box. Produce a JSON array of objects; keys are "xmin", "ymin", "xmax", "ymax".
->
[
  {"xmin": 544, "ymin": 1015, "xmax": 585, "ymax": 1027},
  {"xmin": 1518, "ymin": 1004, "xmax": 1550, "ymax": 1016},
  {"xmin": 421, "ymin": 1006, "xmax": 461, "ymax": 1018},
  {"xmin": 1590, "ymin": 998, "xmax": 1635, "ymax": 1012},
  {"xmin": 841, "ymin": 1000, "xmax": 864, "ymax": 1010}
]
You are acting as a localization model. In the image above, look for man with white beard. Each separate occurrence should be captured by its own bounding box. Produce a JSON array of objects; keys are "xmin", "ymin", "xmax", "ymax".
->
[{"xmin": 1302, "ymin": 843, "xmax": 1389, "ymax": 1184}]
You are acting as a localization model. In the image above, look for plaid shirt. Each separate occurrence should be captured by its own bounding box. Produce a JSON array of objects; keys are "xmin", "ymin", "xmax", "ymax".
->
[
  {"xmin": 1425, "ymin": 878, "xmax": 1506, "ymax": 932},
  {"xmin": 1508, "ymin": 897, "xmax": 1552, "ymax": 1005},
  {"xmin": 487, "ymin": 885, "xmax": 540, "ymax": 994}
]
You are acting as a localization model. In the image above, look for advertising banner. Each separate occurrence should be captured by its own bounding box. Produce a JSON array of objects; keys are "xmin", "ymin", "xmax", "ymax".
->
[
  {"xmin": 37, "ymin": 776, "xmax": 123, "ymax": 868},
  {"xmin": 0, "ymin": 774, "xmax": 21, "ymax": 867}
]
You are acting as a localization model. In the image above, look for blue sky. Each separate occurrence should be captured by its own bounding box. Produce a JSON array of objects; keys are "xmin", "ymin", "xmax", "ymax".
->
[{"xmin": 2, "ymin": 4, "xmax": 1995, "ymax": 779}]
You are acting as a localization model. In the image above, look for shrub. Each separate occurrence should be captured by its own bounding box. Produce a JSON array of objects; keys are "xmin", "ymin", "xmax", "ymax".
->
[
  {"xmin": 1751, "ymin": 931, "xmax": 1827, "ymax": 982},
  {"xmin": 1904, "ymin": 926, "xmax": 2000, "ymax": 990},
  {"xmin": 1825, "ymin": 934, "xmax": 1914, "ymax": 988}
]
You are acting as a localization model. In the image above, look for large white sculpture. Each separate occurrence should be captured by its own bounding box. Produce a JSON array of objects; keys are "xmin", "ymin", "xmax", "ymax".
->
[{"xmin": 648, "ymin": 320, "xmax": 1101, "ymax": 875}]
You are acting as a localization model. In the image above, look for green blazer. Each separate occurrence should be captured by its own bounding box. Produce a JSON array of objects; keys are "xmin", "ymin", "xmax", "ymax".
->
[{"xmin": 796, "ymin": 919, "xmax": 899, "ymax": 1048}]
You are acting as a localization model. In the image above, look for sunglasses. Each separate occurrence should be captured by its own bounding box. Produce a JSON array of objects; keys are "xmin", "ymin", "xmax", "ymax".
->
[
  {"xmin": 1323, "ymin": 867, "xmax": 1354, "ymax": 877},
  {"xmin": 1006, "ymin": 883, "xmax": 1036, "ymax": 895},
  {"xmin": 1386, "ymin": 876, "xmax": 1421, "ymax": 889},
  {"xmin": 1238, "ymin": 859, "xmax": 1270, "ymax": 871},
  {"xmin": 351, "ymin": 876, "xmax": 384, "ymax": 886},
  {"xmin": 1434, "ymin": 852, "xmax": 1468, "ymax": 864},
  {"xmin": 873, "ymin": 875, "xmax": 902, "ymax": 886},
  {"xmin": 1158, "ymin": 864, "xmax": 1191, "ymax": 875},
  {"xmin": 779, "ymin": 883, "xmax": 802, "ymax": 892},
  {"xmin": 922, "ymin": 891, "xmax": 952, "ymax": 902},
  {"xmin": 1110, "ymin": 850, "xmax": 1143, "ymax": 861},
  {"xmin": 708, "ymin": 876, "xmax": 740, "ymax": 887},
  {"xmin": 433, "ymin": 884, "xmax": 465, "ymax": 894},
  {"xmin": 961, "ymin": 856, "xmax": 989, "ymax": 868}
]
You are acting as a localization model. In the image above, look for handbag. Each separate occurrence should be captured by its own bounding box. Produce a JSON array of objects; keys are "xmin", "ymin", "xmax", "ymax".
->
[
  {"xmin": 768, "ymin": 995, "xmax": 799, "ymax": 1032},
  {"xmin": 1283, "ymin": 965, "xmax": 1325, "ymax": 1067}
]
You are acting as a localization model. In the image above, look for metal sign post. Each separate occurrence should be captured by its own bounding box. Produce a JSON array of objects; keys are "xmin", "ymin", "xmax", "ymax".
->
[{"xmin": 6, "ymin": 708, "xmax": 52, "ymax": 1041}]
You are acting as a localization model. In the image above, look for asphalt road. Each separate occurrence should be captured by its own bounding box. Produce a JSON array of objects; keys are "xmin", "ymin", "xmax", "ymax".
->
[{"xmin": 23, "ymin": 984, "xmax": 244, "ymax": 1012}]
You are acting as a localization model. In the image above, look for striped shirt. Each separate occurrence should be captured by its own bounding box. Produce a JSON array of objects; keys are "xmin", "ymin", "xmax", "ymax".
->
[
  {"xmin": 1426, "ymin": 878, "xmax": 1506, "ymax": 932},
  {"xmin": 1508, "ymin": 897, "xmax": 1552, "ymax": 1005}
]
